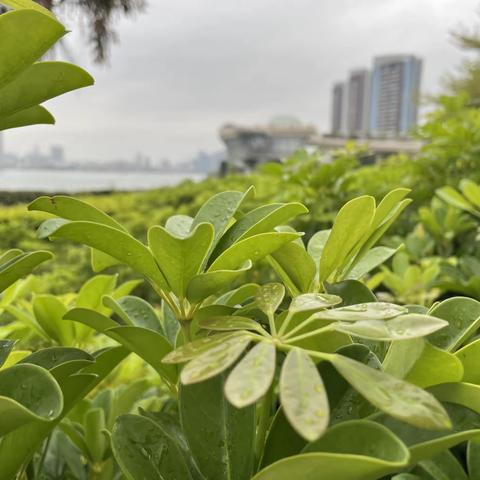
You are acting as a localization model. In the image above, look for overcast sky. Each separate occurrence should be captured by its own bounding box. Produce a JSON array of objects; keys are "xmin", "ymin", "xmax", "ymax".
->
[{"xmin": 5, "ymin": 0, "xmax": 480, "ymax": 163}]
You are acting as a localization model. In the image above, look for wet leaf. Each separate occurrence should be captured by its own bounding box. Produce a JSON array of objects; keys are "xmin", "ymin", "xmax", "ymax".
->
[
  {"xmin": 428, "ymin": 297, "xmax": 480, "ymax": 351},
  {"xmin": 334, "ymin": 314, "xmax": 448, "ymax": 341},
  {"xmin": 289, "ymin": 293, "xmax": 342, "ymax": 315},
  {"xmin": 180, "ymin": 335, "xmax": 251, "ymax": 384},
  {"xmin": 148, "ymin": 222, "xmax": 214, "ymax": 298},
  {"xmin": 255, "ymin": 283, "xmax": 285, "ymax": 317},
  {"xmin": 253, "ymin": 420, "xmax": 409, "ymax": 480},
  {"xmin": 331, "ymin": 354, "xmax": 451, "ymax": 430},
  {"xmin": 199, "ymin": 316, "xmax": 266, "ymax": 335},
  {"xmin": 315, "ymin": 302, "xmax": 407, "ymax": 322},
  {"xmin": 163, "ymin": 331, "xmax": 249, "ymax": 364},
  {"xmin": 180, "ymin": 372, "xmax": 255, "ymax": 480},
  {"xmin": 225, "ymin": 342, "xmax": 276, "ymax": 407},
  {"xmin": 280, "ymin": 348, "xmax": 329, "ymax": 442},
  {"xmin": 209, "ymin": 232, "xmax": 301, "ymax": 272},
  {"xmin": 320, "ymin": 196, "xmax": 376, "ymax": 283},
  {"xmin": 112, "ymin": 414, "xmax": 194, "ymax": 480}
]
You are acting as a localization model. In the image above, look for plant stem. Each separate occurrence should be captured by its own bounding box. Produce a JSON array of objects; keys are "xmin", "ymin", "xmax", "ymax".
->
[
  {"xmin": 267, "ymin": 312, "xmax": 277, "ymax": 337},
  {"xmin": 255, "ymin": 381, "xmax": 274, "ymax": 468},
  {"xmin": 277, "ymin": 311, "xmax": 293, "ymax": 337},
  {"xmin": 283, "ymin": 325, "xmax": 333, "ymax": 344},
  {"xmin": 181, "ymin": 322, "xmax": 192, "ymax": 342},
  {"xmin": 35, "ymin": 434, "xmax": 51, "ymax": 479},
  {"xmin": 282, "ymin": 313, "xmax": 317, "ymax": 339}
]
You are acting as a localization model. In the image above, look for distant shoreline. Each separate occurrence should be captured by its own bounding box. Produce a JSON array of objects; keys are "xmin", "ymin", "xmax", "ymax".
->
[{"xmin": 0, "ymin": 169, "xmax": 206, "ymax": 196}]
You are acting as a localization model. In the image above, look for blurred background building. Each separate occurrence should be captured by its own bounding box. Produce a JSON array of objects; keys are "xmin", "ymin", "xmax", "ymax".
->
[
  {"xmin": 331, "ymin": 54, "xmax": 423, "ymax": 139},
  {"xmin": 219, "ymin": 116, "xmax": 316, "ymax": 172}
]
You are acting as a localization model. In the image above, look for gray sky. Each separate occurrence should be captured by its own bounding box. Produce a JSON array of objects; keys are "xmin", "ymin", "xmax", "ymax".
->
[{"xmin": 5, "ymin": 0, "xmax": 480, "ymax": 163}]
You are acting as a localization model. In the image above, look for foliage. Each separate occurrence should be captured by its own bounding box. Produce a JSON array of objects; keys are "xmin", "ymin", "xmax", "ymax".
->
[
  {"xmin": 0, "ymin": 186, "xmax": 474, "ymax": 480},
  {"xmin": 0, "ymin": 0, "xmax": 94, "ymax": 130},
  {"xmin": 35, "ymin": 0, "xmax": 146, "ymax": 63}
]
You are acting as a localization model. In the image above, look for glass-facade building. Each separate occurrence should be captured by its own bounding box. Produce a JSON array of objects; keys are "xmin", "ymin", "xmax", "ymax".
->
[{"xmin": 369, "ymin": 55, "xmax": 422, "ymax": 138}]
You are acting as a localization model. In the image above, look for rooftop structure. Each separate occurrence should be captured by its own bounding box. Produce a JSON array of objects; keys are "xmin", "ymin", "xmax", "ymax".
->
[{"xmin": 220, "ymin": 116, "xmax": 316, "ymax": 171}]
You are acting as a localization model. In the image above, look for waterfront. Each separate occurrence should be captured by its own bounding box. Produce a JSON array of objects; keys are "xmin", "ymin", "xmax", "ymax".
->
[{"xmin": 0, "ymin": 169, "xmax": 204, "ymax": 193}]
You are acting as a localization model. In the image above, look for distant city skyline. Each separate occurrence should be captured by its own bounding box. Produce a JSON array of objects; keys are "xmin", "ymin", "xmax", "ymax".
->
[
  {"xmin": 4, "ymin": 0, "xmax": 479, "ymax": 163},
  {"xmin": 332, "ymin": 54, "xmax": 422, "ymax": 139}
]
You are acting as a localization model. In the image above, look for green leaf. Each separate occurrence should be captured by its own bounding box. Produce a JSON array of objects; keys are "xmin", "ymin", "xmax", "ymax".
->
[
  {"xmin": 0, "ymin": 105, "xmax": 55, "ymax": 131},
  {"xmin": 103, "ymin": 295, "xmax": 163, "ymax": 332},
  {"xmin": 404, "ymin": 342, "xmax": 464, "ymax": 388},
  {"xmin": 325, "ymin": 279, "xmax": 377, "ymax": 306},
  {"xmin": 320, "ymin": 196, "xmax": 376, "ymax": 283},
  {"xmin": 437, "ymin": 185, "xmax": 478, "ymax": 214},
  {"xmin": 20, "ymin": 347, "xmax": 93, "ymax": 370},
  {"xmin": 460, "ymin": 178, "xmax": 480, "ymax": 208},
  {"xmin": 84, "ymin": 408, "xmax": 107, "ymax": 463},
  {"xmin": 216, "ymin": 283, "xmax": 260, "ymax": 306},
  {"xmin": 320, "ymin": 344, "xmax": 380, "ymax": 424},
  {"xmin": 289, "ymin": 293, "xmax": 342, "ymax": 315},
  {"xmin": 165, "ymin": 214, "xmax": 194, "ymax": 237},
  {"xmin": 253, "ymin": 420, "xmax": 409, "ymax": 480},
  {"xmin": 0, "ymin": 250, "xmax": 52, "ymax": 293},
  {"xmin": 180, "ymin": 335, "xmax": 251, "ymax": 384},
  {"xmin": 255, "ymin": 283, "xmax": 285, "ymax": 317},
  {"xmin": 416, "ymin": 450, "xmax": 468, "ymax": 480},
  {"xmin": 187, "ymin": 261, "xmax": 252, "ymax": 303},
  {"xmin": 162, "ymin": 331, "xmax": 248, "ymax": 364},
  {"xmin": 180, "ymin": 372, "xmax": 255, "ymax": 480},
  {"xmin": 269, "ymin": 241, "xmax": 316, "ymax": 294},
  {"xmin": 315, "ymin": 302, "xmax": 407, "ymax": 322},
  {"xmin": 455, "ymin": 338, "xmax": 480, "ymax": 384},
  {"xmin": 102, "ymin": 326, "xmax": 177, "ymax": 384},
  {"xmin": 0, "ymin": 61, "xmax": 94, "ymax": 118},
  {"xmin": 0, "ymin": 0, "xmax": 55, "ymax": 16},
  {"xmin": 383, "ymin": 338, "xmax": 425, "ymax": 380},
  {"xmin": 261, "ymin": 408, "xmax": 306, "ymax": 468},
  {"xmin": 0, "ymin": 10, "xmax": 64, "ymax": 89},
  {"xmin": 225, "ymin": 342, "xmax": 276, "ymax": 408},
  {"xmin": 209, "ymin": 232, "xmax": 301, "ymax": 271},
  {"xmin": 112, "ymin": 414, "xmax": 194, "ymax": 480},
  {"xmin": 65, "ymin": 308, "xmax": 176, "ymax": 384},
  {"xmin": 374, "ymin": 402, "xmax": 480, "ymax": 465},
  {"xmin": 199, "ymin": 316, "xmax": 266, "ymax": 335},
  {"xmin": 352, "ymin": 195, "xmax": 412, "ymax": 269},
  {"xmin": 29, "ymin": 195, "xmax": 129, "ymax": 274},
  {"xmin": 334, "ymin": 314, "xmax": 448, "ymax": 341},
  {"xmin": 192, "ymin": 187, "xmax": 254, "ymax": 246},
  {"xmin": 280, "ymin": 348, "xmax": 329, "ymax": 442},
  {"xmin": 428, "ymin": 382, "xmax": 480, "ymax": 416},
  {"xmin": 0, "ymin": 340, "xmax": 15, "ymax": 368},
  {"xmin": 29, "ymin": 195, "xmax": 126, "ymax": 230},
  {"xmin": 428, "ymin": 297, "xmax": 480, "ymax": 351},
  {"xmin": 33, "ymin": 294, "xmax": 74, "ymax": 345},
  {"xmin": 0, "ymin": 347, "xmax": 129, "ymax": 479},
  {"xmin": 36, "ymin": 220, "xmax": 168, "ymax": 289},
  {"xmin": 346, "ymin": 246, "xmax": 399, "ymax": 280},
  {"xmin": 307, "ymin": 229, "xmax": 330, "ymax": 266},
  {"xmin": 0, "ymin": 363, "xmax": 63, "ymax": 436},
  {"xmin": 148, "ymin": 222, "xmax": 214, "ymax": 298},
  {"xmin": 330, "ymin": 354, "xmax": 451, "ymax": 430},
  {"xmin": 64, "ymin": 307, "xmax": 119, "ymax": 332},
  {"xmin": 214, "ymin": 202, "xmax": 308, "ymax": 255},
  {"xmin": 78, "ymin": 275, "xmax": 118, "ymax": 312},
  {"xmin": 468, "ymin": 438, "xmax": 480, "ymax": 480}
]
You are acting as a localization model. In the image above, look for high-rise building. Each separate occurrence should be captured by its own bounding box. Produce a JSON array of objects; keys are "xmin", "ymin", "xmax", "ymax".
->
[
  {"xmin": 331, "ymin": 82, "xmax": 346, "ymax": 136},
  {"xmin": 369, "ymin": 55, "xmax": 422, "ymax": 138},
  {"xmin": 346, "ymin": 69, "xmax": 370, "ymax": 138}
]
